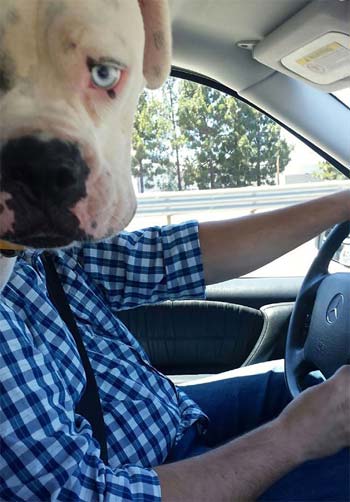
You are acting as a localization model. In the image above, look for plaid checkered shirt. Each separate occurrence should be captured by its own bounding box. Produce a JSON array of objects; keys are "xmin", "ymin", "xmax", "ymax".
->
[{"xmin": 1, "ymin": 221, "xmax": 207, "ymax": 501}]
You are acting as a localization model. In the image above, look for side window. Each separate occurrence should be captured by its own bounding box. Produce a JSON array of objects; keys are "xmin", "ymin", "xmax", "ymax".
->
[{"xmin": 129, "ymin": 77, "xmax": 349, "ymax": 277}]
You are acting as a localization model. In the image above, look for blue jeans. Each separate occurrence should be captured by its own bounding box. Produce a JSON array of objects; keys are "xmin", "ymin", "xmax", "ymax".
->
[{"xmin": 166, "ymin": 361, "xmax": 350, "ymax": 501}]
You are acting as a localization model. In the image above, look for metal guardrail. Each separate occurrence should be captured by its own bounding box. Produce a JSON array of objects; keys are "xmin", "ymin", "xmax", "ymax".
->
[{"xmin": 135, "ymin": 181, "xmax": 350, "ymax": 219}]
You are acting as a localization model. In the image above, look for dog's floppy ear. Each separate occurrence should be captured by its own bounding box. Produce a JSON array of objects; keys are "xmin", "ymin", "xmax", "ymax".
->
[{"xmin": 138, "ymin": 0, "xmax": 172, "ymax": 89}]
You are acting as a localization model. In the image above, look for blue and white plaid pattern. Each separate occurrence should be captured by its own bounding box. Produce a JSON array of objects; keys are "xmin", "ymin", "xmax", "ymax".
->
[{"xmin": 1, "ymin": 221, "xmax": 206, "ymax": 501}]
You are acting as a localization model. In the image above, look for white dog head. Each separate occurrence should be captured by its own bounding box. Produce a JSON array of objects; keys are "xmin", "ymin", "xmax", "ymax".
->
[{"xmin": 0, "ymin": 0, "xmax": 171, "ymax": 248}]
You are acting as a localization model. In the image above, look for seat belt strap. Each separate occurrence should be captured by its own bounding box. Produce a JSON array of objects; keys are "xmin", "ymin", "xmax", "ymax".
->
[{"xmin": 42, "ymin": 252, "xmax": 108, "ymax": 465}]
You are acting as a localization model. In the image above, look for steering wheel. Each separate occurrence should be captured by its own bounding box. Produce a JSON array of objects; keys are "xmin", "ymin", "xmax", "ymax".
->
[{"xmin": 285, "ymin": 221, "xmax": 350, "ymax": 398}]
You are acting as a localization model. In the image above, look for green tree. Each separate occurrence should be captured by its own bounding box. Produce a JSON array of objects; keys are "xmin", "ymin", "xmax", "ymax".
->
[
  {"xmin": 314, "ymin": 160, "xmax": 346, "ymax": 181},
  {"xmin": 161, "ymin": 79, "xmax": 184, "ymax": 190},
  {"xmin": 178, "ymin": 81, "xmax": 248, "ymax": 189},
  {"xmin": 230, "ymin": 102, "xmax": 291, "ymax": 186},
  {"xmin": 133, "ymin": 78, "xmax": 293, "ymax": 192},
  {"xmin": 132, "ymin": 92, "xmax": 172, "ymax": 192},
  {"xmin": 178, "ymin": 80, "xmax": 292, "ymax": 189}
]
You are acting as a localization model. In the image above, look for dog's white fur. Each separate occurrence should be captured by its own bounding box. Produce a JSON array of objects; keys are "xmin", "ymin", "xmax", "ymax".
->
[{"xmin": 0, "ymin": 0, "xmax": 171, "ymax": 245}]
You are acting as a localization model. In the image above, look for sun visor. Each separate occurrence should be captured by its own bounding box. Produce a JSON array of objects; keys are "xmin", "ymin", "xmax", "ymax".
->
[{"xmin": 253, "ymin": 0, "xmax": 350, "ymax": 92}]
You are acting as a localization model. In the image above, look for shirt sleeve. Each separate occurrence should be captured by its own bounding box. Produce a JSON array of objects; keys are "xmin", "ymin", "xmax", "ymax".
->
[
  {"xmin": 74, "ymin": 220, "xmax": 206, "ymax": 310},
  {"xmin": 0, "ymin": 312, "xmax": 161, "ymax": 501}
]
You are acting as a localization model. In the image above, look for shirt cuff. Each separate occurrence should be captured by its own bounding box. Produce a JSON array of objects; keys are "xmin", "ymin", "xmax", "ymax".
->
[{"xmin": 161, "ymin": 221, "xmax": 205, "ymax": 300}]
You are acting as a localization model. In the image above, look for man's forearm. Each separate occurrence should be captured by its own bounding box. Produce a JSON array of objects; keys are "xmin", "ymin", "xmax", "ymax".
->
[
  {"xmin": 156, "ymin": 418, "xmax": 301, "ymax": 501},
  {"xmin": 199, "ymin": 189, "xmax": 350, "ymax": 284},
  {"xmin": 156, "ymin": 366, "xmax": 350, "ymax": 501}
]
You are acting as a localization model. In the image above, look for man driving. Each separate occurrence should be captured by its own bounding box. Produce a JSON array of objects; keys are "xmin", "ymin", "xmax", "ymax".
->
[
  {"xmin": 0, "ymin": 0, "xmax": 349, "ymax": 499},
  {"xmin": 1, "ymin": 190, "xmax": 349, "ymax": 501}
]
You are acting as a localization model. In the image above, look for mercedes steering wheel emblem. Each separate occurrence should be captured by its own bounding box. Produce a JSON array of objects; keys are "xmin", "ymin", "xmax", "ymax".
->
[{"xmin": 326, "ymin": 293, "xmax": 344, "ymax": 324}]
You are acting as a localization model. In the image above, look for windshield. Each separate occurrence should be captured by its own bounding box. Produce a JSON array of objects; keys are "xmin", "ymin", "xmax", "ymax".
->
[{"xmin": 332, "ymin": 88, "xmax": 350, "ymax": 107}]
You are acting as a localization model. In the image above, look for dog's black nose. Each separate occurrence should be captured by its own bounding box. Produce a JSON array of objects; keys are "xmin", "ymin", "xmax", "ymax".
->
[{"xmin": 0, "ymin": 136, "xmax": 88, "ymax": 207}]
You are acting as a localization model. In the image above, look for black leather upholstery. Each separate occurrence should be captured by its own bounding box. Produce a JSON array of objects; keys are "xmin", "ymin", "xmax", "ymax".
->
[
  {"xmin": 243, "ymin": 303, "xmax": 293, "ymax": 366},
  {"xmin": 118, "ymin": 300, "xmax": 264, "ymax": 374}
]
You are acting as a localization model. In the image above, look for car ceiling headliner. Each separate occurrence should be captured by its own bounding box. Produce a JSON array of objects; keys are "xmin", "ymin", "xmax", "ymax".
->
[{"xmin": 169, "ymin": 0, "xmax": 313, "ymax": 92}]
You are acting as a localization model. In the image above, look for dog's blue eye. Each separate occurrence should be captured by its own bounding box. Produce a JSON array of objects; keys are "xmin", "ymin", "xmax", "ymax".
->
[{"xmin": 91, "ymin": 64, "xmax": 121, "ymax": 89}]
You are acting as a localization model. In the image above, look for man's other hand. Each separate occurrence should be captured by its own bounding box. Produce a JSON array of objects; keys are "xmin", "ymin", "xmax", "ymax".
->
[{"xmin": 278, "ymin": 365, "xmax": 350, "ymax": 462}]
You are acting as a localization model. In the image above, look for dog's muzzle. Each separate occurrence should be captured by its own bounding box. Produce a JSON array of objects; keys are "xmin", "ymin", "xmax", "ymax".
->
[{"xmin": 0, "ymin": 136, "xmax": 90, "ymax": 247}]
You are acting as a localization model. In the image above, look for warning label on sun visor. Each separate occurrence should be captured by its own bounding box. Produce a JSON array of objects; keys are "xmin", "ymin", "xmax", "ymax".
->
[{"xmin": 297, "ymin": 42, "xmax": 350, "ymax": 75}]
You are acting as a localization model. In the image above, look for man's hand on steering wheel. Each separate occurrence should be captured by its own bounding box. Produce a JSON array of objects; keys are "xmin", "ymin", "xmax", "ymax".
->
[{"xmin": 278, "ymin": 365, "xmax": 350, "ymax": 462}]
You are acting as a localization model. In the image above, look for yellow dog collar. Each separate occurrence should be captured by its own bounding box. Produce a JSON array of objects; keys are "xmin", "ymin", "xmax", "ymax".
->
[{"xmin": 0, "ymin": 240, "xmax": 26, "ymax": 257}]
